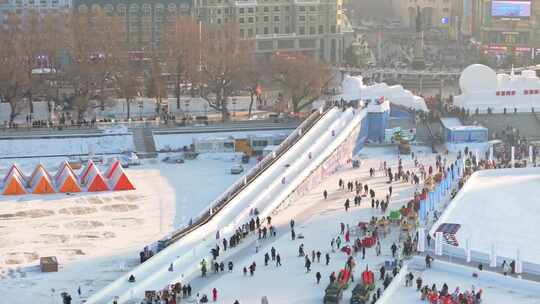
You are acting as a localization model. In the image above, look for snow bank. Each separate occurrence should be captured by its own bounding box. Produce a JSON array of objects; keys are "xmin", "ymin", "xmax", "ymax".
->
[
  {"xmin": 431, "ymin": 167, "xmax": 540, "ymax": 266},
  {"xmin": 0, "ymin": 133, "xmax": 134, "ymax": 158}
]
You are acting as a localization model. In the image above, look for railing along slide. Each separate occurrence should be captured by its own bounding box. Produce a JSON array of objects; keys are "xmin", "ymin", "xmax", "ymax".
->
[{"xmin": 163, "ymin": 105, "xmax": 333, "ymax": 246}]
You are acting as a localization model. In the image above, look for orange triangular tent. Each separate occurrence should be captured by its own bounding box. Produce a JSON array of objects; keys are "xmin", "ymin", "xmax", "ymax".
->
[
  {"xmin": 30, "ymin": 168, "xmax": 56, "ymax": 194},
  {"xmin": 55, "ymin": 161, "xmax": 76, "ymax": 184},
  {"xmin": 80, "ymin": 160, "xmax": 96, "ymax": 185},
  {"xmin": 29, "ymin": 164, "xmax": 53, "ymax": 186},
  {"xmin": 109, "ymin": 166, "xmax": 135, "ymax": 191},
  {"xmin": 3, "ymin": 164, "xmax": 26, "ymax": 184},
  {"xmin": 3, "ymin": 173, "xmax": 27, "ymax": 195},
  {"xmin": 57, "ymin": 170, "xmax": 81, "ymax": 193},
  {"xmin": 86, "ymin": 170, "xmax": 109, "ymax": 192},
  {"xmin": 105, "ymin": 160, "xmax": 121, "ymax": 179}
]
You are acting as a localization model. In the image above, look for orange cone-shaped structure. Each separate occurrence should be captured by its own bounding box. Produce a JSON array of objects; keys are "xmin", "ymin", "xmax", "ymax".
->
[
  {"xmin": 3, "ymin": 172, "xmax": 27, "ymax": 195},
  {"xmin": 86, "ymin": 170, "xmax": 109, "ymax": 192},
  {"xmin": 29, "ymin": 163, "xmax": 53, "ymax": 185},
  {"xmin": 30, "ymin": 167, "xmax": 56, "ymax": 194},
  {"xmin": 109, "ymin": 166, "xmax": 135, "ymax": 191},
  {"xmin": 55, "ymin": 161, "xmax": 76, "ymax": 184},
  {"xmin": 3, "ymin": 164, "xmax": 26, "ymax": 185},
  {"xmin": 57, "ymin": 169, "xmax": 81, "ymax": 193}
]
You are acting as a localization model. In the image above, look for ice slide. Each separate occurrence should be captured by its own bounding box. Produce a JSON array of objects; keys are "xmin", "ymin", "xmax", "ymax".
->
[{"xmin": 86, "ymin": 107, "xmax": 364, "ymax": 303}]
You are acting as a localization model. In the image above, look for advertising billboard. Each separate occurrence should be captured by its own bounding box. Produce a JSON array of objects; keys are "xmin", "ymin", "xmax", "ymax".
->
[{"xmin": 491, "ymin": 1, "xmax": 531, "ymax": 18}]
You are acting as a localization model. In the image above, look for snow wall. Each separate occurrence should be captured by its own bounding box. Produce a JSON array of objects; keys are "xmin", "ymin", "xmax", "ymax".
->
[
  {"xmin": 0, "ymin": 133, "xmax": 134, "ymax": 158},
  {"xmin": 430, "ymin": 169, "xmax": 540, "ymax": 276},
  {"xmin": 86, "ymin": 107, "xmax": 366, "ymax": 304},
  {"xmin": 277, "ymin": 112, "xmax": 364, "ymax": 209}
]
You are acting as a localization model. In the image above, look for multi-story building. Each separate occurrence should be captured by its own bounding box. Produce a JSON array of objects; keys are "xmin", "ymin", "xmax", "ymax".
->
[
  {"xmin": 72, "ymin": 0, "xmax": 192, "ymax": 52},
  {"xmin": 196, "ymin": 0, "xmax": 353, "ymax": 63},
  {"xmin": 0, "ymin": 0, "xmax": 71, "ymax": 23},
  {"xmin": 397, "ymin": 0, "xmax": 454, "ymax": 29},
  {"xmin": 471, "ymin": 0, "xmax": 540, "ymax": 63}
]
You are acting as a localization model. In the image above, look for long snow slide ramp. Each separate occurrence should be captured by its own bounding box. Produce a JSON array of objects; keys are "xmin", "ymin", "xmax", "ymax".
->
[{"xmin": 87, "ymin": 107, "xmax": 364, "ymax": 303}]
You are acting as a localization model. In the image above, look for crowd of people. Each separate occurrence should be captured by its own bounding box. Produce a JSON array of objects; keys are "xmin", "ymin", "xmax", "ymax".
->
[
  {"xmin": 418, "ymin": 282, "xmax": 483, "ymax": 304},
  {"xmin": 129, "ymin": 145, "xmax": 520, "ymax": 304}
]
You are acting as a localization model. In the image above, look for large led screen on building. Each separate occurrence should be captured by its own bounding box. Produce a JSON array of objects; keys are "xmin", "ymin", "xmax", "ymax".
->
[{"xmin": 491, "ymin": 1, "xmax": 531, "ymax": 18}]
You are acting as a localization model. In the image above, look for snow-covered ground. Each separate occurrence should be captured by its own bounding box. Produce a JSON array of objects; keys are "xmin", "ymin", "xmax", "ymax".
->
[
  {"xmin": 85, "ymin": 107, "xmax": 362, "ymax": 303},
  {"xmin": 0, "ymin": 153, "xmax": 251, "ymax": 303},
  {"xmin": 393, "ymin": 257, "xmax": 540, "ymax": 304},
  {"xmin": 170, "ymin": 146, "xmax": 438, "ymax": 304},
  {"xmin": 431, "ymin": 167, "xmax": 540, "ymax": 265}
]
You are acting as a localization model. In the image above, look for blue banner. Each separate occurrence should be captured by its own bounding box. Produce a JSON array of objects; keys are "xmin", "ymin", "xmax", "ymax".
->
[{"xmin": 419, "ymin": 200, "xmax": 426, "ymax": 223}]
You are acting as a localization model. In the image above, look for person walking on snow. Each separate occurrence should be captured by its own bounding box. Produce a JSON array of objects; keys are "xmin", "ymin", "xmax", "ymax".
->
[
  {"xmin": 305, "ymin": 256, "xmax": 312, "ymax": 272},
  {"xmin": 323, "ymin": 190, "xmax": 328, "ymax": 200},
  {"xmin": 264, "ymin": 253, "xmax": 270, "ymax": 266},
  {"xmin": 316, "ymin": 271, "xmax": 322, "ymax": 284},
  {"xmin": 212, "ymin": 288, "xmax": 218, "ymax": 302},
  {"xmin": 375, "ymin": 241, "xmax": 381, "ymax": 256},
  {"xmin": 391, "ymin": 243, "xmax": 397, "ymax": 257},
  {"xmin": 276, "ymin": 254, "xmax": 282, "ymax": 266},
  {"xmin": 325, "ymin": 253, "xmax": 331, "ymax": 265},
  {"xmin": 502, "ymin": 260, "xmax": 510, "ymax": 276}
]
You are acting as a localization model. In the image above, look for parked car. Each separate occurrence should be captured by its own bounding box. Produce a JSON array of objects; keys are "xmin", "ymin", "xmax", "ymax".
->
[
  {"xmin": 162, "ymin": 155, "xmax": 185, "ymax": 164},
  {"xmin": 120, "ymin": 151, "xmax": 141, "ymax": 167},
  {"xmin": 230, "ymin": 164, "xmax": 244, "ymax": 174}
]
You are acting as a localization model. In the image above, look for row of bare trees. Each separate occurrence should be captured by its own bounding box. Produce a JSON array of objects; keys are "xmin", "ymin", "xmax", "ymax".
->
[{"xmin": 0, "ymin": 10, "xmax": 333, "ymax": 124}]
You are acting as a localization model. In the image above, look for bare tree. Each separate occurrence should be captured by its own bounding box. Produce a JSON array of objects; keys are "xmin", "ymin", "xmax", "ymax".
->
[
  {"xmin": 271, "ymin": 54, "xmax": 332, "ymax": 113},
  {"xmin": 115, "ymin": 63, "xmax": 141, "ymax": 120},
  {"xmin": 0, "ymin": 13, "xmax": 29, "ymax": 126},
  {"xmin": 145, "ymin": 57, "xmax": 168, "ymax": 116},
  {"xmin": 243, "ymin": 57, "xmax": 267, "ymax": 118},
  {"xmin": 63, "ymin": 9, "xmax": 124, "ymax": 120},
  {"xmin": 199, "ymin": 22, "xmax": 253, "ymax": 121},
  {"xmin": 163, "ymin": 16, "xmax": 200, "ymax": 111}
]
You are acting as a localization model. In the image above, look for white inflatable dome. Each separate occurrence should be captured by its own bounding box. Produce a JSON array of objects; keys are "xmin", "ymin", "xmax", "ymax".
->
[{"xmin": 459, "ymin": 64, "xmax": 497, "ymax": 94}]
